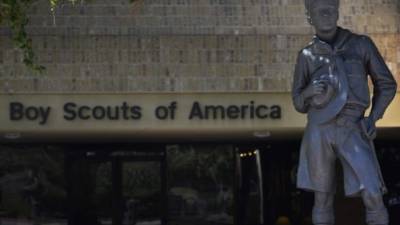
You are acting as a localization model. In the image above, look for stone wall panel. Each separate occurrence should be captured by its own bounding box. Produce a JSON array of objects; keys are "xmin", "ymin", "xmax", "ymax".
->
[{"xmin": 0, "ymin": 0, "xmax": 398, "ymax": 93}]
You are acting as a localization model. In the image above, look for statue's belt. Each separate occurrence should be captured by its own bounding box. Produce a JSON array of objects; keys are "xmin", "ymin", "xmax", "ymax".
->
[
  {"xmin": 338, "ymin": 106, "xmax": 365, "ymax": 118},
  {"xmin": 335, "ymin": 116, "xmax": 361, "ymax": 131}
]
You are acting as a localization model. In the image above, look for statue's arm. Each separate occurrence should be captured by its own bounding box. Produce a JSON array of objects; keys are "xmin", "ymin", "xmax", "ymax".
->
[
  {"xmin": 292, "ymin": 51, "xmax": 311, "ymax": 113},
  {"xmin": 363, "ymin": 36, "xmax": 397, "ymax": 121}
]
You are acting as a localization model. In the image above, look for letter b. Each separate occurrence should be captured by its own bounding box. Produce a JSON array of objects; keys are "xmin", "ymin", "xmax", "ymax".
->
[{"xmin": 10, "ymin": 102, "xmax": 24, "ymax": 121}]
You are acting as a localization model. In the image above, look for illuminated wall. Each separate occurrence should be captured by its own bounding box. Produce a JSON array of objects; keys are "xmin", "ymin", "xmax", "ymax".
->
[{"xmin": 0, "ymin": 0, "xmax": 398, "ymax": 93}]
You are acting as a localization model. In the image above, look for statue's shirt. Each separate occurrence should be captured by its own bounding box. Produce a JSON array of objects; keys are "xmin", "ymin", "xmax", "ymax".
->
[{"xmin": 292, "ymin": 27, "xmax": 397, "ymax": 121}]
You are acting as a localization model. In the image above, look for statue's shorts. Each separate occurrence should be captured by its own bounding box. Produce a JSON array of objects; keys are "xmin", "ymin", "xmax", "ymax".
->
[{"xmin": 297, "ymin": 113, "xmax": 385, "ymax": 196}]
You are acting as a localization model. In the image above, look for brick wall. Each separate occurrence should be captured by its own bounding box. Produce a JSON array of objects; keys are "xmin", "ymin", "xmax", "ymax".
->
[{"xmin": 0, "ymin": 0, "xmax": 399, "ymax": 93}]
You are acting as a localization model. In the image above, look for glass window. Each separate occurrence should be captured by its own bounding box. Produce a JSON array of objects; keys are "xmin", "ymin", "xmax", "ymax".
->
[
  {"xmin": 0, "ymin": 145, "xmax": 67, "ymax": 225},
  {"xmin": 122, "ymin": 161, "xmax": 161, "ymax": 225},
  {"xmin": 167, "ymin": 144, "xmax": 234, "ymax": 225}
]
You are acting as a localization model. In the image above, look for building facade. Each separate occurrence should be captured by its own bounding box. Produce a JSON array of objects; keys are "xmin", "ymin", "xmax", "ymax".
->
[{"xmin": 0, "ymin": 0, "xmax": 399, "ymax": 225}]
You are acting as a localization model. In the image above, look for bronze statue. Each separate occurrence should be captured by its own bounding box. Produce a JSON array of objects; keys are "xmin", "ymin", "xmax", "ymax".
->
[{"xmin": 291, "ymin": 0, "xmax": 398, "ymax": 224}]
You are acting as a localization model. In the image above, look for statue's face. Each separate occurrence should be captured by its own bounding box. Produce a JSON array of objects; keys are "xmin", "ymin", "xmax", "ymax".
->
[{"xmin": 309, "ymin": 2, "xmax": 339, "ymax": 33}]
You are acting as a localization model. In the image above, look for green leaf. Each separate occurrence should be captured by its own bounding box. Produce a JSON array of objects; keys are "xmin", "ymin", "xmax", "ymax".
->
[
  {"xmin": 49, "ymin": 0, "xmax": 58, "ymax": 11},
  {"xmin": 2, "ymin": 0, "xmax": 136, "ymax": 73}
]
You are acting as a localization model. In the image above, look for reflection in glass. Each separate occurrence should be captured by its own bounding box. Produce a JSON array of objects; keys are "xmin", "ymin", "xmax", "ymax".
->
[
  {"xmin": 0, "ymin": 145, "xmax": 67, "ymax": 225},
  {"xmin": 93, "ymin": 162, "xmax": 113, "ymax": 225},
  {"xmin": 167, "ymin": 144, "xmax": 234, "ymax": 225},
  {"xmin": 122, "ymin": 162, "xmax": 161, "ymax": 225}
]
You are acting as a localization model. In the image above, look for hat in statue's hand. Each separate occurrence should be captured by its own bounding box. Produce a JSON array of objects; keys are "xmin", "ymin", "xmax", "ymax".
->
[{"xmin": 311, "ymin": 74, "xmax": 337, "ymax": 109}]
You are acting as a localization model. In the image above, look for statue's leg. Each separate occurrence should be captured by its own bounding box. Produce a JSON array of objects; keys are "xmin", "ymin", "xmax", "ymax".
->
[
  {"xmin": 362, "ymin": 191, "xmax": 388, "ymax": 225},
  {"xmin": 313, "ymin": 191, "xmax": 335, "ymax": 225}
]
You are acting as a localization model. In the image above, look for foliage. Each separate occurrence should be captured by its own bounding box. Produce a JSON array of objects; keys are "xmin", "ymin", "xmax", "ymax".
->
[
  {"xmin": 0, "ymin": 0, "xmax": 140, "ymax": 72},
  {"xmin": 168, "ymin": 145, "xmax": 234, "ymax": 190},
  {"xmin": 0, "ymin": 145, "xmax": 66, "ymax": 215},
  {"xmin": 0, "ymin": 0, "xmax": 44, "ymax": 71},
  {"xmin": 167, "ymin": 145, "xmax": 234, "ymax": 216}
]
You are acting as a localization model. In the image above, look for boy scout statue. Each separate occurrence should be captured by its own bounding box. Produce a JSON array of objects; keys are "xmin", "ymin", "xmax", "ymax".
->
[{"xmin": 291, "ymin": 0, "xmax": 397, "ymax": 224}]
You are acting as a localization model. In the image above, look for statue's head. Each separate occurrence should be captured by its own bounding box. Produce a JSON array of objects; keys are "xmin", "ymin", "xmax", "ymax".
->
[{"xmin": 305, "ymin": 0, "xmax": 339, "ymax": 33}]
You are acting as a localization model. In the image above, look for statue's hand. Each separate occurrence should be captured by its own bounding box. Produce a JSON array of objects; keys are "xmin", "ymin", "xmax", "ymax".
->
[
  {"xmin": 361, "ymin": 117, "xmax": 377, "ymax": 140},
  {"xmin": 303, "ymin": 80, "xmax": 326, "ymax": 99}
]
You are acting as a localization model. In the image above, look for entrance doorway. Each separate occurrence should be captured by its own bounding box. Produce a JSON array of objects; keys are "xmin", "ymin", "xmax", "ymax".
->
[
  {"xmin": 2, "ymin": 141, "xmax": 398, "ymax": 225},
  {"xmin": 65, "ymin": 144, "xmax": 235, "ymax": 225},
  {"xmin": 235, "ymin": 142, "xmax": 312, "ymax": 225},
  {"xmin": 66, "ymin": 145, "xmax": 168, "ymax": 225}
]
